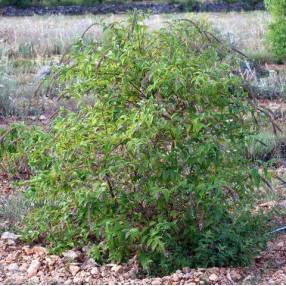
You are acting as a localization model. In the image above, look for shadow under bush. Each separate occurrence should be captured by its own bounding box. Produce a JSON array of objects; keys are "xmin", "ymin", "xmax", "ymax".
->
[{"xmin": 0, "ymin": 15, "xmax": 273, "ymax": 275}]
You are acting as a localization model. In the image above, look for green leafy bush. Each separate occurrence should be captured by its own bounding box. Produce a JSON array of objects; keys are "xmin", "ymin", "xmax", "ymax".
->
[
  {"xmin": 265, "ymin": 0, "xmax": 286, "ymax": 62},
  {"xmin": 265, "ymin": 0, "xmax": 286, "ymax": 17},
  {"xmin": 0, "ymin": 16, "xmax": 270, "ymax": 274}
]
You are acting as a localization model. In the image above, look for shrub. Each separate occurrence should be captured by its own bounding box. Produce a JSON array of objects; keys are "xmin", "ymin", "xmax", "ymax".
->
[
  {"xmin": 265, "ymin": 0, "xmax": 286, "ymax": 17},
  {"xmin": 265, "ymin": 0, "xmax": 286, "ymax": 62},
  {"xmin": 1, "ymin": 16, "xmax": 271, "ymax": 275}
]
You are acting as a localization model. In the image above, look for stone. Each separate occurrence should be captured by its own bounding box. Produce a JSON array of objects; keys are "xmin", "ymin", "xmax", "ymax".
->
[
  {"xmin": 1, "ymin": 232, "xmax": 19, "ymax": 240},
  {"xmin": 6, "ymin": 239, "xmax": 16, "ymax": 246},
  {"xmin": 12, "ymin": 275, "xmax": 25, "ymax": 284},
  {"xmin": 27, "ymin": 259, "xmax": 41, "ymax": 277},
  {"xmin": 127, "ymin": 269, "xmax": 137, "ymax": 279},
  {"xmin": 172, "ymin": 274, "xmax": 180, "ymax": 282},
  {"xmin": 39, "ymin": 115, "xmax": 47, "ymax": 121},
  {"xmin": 45, "ymin": 255, "xmax": 60, "ymax": 266},
  {"xmin": 184, "ymin": 273, "xmax": 193, "ymax": 279},
  {"xmin": 111, "ymin": 265, "xmax": 123, "ymax": 274},
  {"xmin": 209, "ymin": 273, "xmax": 218, "ymax": 282},
  {"xmin": 182, "ymin": 267, "xmax": 191, "ymax": 274},
  {"xmin": 90, "ymin": 267, "xmax": 100, "ymax": 276},
  {"xmin": 151, "ymin": 278, "xmax": 162, "ymax": 285},
  {"xmin": 62, "ymin": 250, "xmax": 80, "ymax": 261},
  {"xmin": 7, "ymin": 263, "xmax": 19, "ymax": 272},
  {"xmin": 32, "ymin": 246, "xmax": 48, "ymax": 256},
  {"xmin": 29, "ymin": 276, "xmax": 40, "ymax": 284},
  {"xmin": 69, "ymin": 265, "xmax": 80, "ymax": 276},
  {"xmin": 73, "ymin": 276, "xmax": 83, "ymax": 284},
  {"xmin": 277, "ymin": 242, "xmax": 284, "ymax": 248}
]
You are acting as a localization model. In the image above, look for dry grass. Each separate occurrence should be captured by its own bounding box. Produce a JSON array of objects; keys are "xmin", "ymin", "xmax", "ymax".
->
[
  {"xmin": 0, "ymin": 11, "xmax": 270, "ymax": 58},
  {"xmin": 0, "ymin": 11, "xmax": 280, "ymax": 117}
]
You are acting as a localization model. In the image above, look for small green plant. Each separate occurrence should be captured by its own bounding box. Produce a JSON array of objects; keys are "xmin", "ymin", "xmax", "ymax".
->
[
  {"xmin": 0, "ymin": 192, "xmax": 31, "ymax": 231},
  {"xmin": 0, "ymin": 15, "xmax": 271, "ymax": 275},
  {"xmin": 247, "ymin": 132, "xmax": 278, "ymax": 161},
  {"xmin": 265, "ymin": 0, "xmax": 286, "ymax": 62}
]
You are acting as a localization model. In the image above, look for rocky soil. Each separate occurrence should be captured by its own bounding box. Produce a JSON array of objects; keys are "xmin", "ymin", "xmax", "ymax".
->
[
  {"xmin": 1, "ymin": 174, "xmax": 286, "ymax": 285},
  {"xmin": 0, "ymin": 1, "xmax": 265, "ymax": 17},
  {"xmin": 1, "ymin": 230, "xmax": 286, "ymax": 284}
]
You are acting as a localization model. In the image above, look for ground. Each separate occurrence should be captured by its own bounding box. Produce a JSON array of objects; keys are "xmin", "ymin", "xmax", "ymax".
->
[{"xmin": 0, "ymin": 10, "xmax": 286, "ymax": 285}]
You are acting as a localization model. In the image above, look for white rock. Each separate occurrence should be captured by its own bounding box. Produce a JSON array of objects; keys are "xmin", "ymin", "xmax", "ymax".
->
[
  {"xmin": 62, "ymin": 250, "xmax": 79, "ymax": 261},
  {"xmin": 29, "ymin": 276, "xmax": 40, "ymax": 284},
  {"xmin": 27, "ymin": 259, "xmax": 41, "ymax": 277},
  {"xmin": 209, "ymin": 273, "xmax": 218, "ymax": 282},
  {"xmin": 6, "ymin": 239, "xmax": 16, "ymax": 246},
  {"xmin": 172, "ymin": 274, "xmax": 180, "ymax": 282},
  {"xmin": 73, "ymin": 276, "xmax": 83, "ymax": 284},
  {"xmin": 151, "ymin": 278, "xmax": 162, "ymax": 285},
  {"xmin": 90, "ymin": 267, "xmax": 100, "ymax": 276},
  {"xmin": 12, "ymin": 275, "xmax": 25, "ymax": 284},
  {"xmin": 39, "ymin": 115, "xmax": 47, "ymax": 121},
  {"xmin": 111, "ymin": 264, "xmax": 123, "ymax": 274},
  {"xmin": 7, "ymin": 263, "xmax": 19, "ymax": 272},
  {"xmin": 1, "ymin": 232, "xmax": 19, "ymax": 240},
  {"xmin": 69, "ymin": 265, "xmax": 80, "ymax": 276}
]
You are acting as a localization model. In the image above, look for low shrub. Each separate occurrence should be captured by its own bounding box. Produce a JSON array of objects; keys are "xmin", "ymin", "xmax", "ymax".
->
[
  {"xmin": 0, "ymin": 16, "xmax": 271, "ymax": 275},
  {"xmin": 266, "ymin": 19, "xmax": 286, "ymax": 62},
  {"xmin": 265, "ymin": 0, "xmax": 286, "ymax": 17},
  {"xmin": 265, "ymin": 0, "xmax": 286, "ymax": 62}
]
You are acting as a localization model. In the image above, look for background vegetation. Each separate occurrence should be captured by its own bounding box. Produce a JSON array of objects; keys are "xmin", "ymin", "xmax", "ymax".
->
[
  {"xmin": 0, "ymin": 0, "xmax": 193, "ymax": 8},
  {"xmin": 0, "ymin": 0, "xmax": 262, "ymax": 8},
  {"xmin": 265, "ymin": 0, "xmax": 286, "ymax": 62}
]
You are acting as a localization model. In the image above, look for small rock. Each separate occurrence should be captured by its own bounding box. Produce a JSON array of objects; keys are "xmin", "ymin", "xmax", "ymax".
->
[
  {"xmin": 111, "ymin": 265, "xmax": 123, "ymax": 274},
  {"xmin": 230, "ymin": 270, "xmax": 242, "ymax": 281},
  {"xmin": 27, "ymin": 259, "xmax": 41, "ymax": 277},
  {"xmin": 12, "ymin": 275, "xmax": 25, "ymax": 284},
  {"xmin": 73, "ymin": 276, "xmax": 83, "ymax": 284},
  {"xmin": 90, "ymin": 267, "xmax": 100, "ymax": 276},
  {"xmin": 22, "ymin": 246, "xmax": 33, "ymax": 255},
  {"xmin": 172, "ymin": 274, "xmax": 180, "ymax": 282},
  {"xmin": 6, "ymin": 239, "xmax": 16, "ymax": 246},
  {"xmin": 209, "ymin": 273, "xmax": 218, "ymax": 282},
  {"xmin": 182, "ymin": 267, "xmax": 191, "ymax": 274},
  {"xmin": 63, "ymin": 250, "xmax": 80, "ymax": 261},
  {"xmin": 151, "ymin": 278, "xmax": 162, "ymax": 285},
  {"xmin": 277, "ymin": 241, "xmax": 284, "ymax": 248},
  {"xmin": 39, "ymin": 115, "xmax": 47, "ymax": 121},
  {"xmin": 29, "ymin": 276, "xmax": 40, "ymax": 284},
  {"xmin": 45, "ymin": 255, "xmax": 60, "ymax": 266},
  {"xmin": 19, "ymin": 263, "xmax": 28, "ymax": 271},
  {"xmin": 1, "ymin": 232, "xmax": 19, "ymax": 240},
  {"xmin": 7, "ymin": 263, "xmax": 19, "ymax": 272},
  {"xmin": 127, "ymin": 269, "xmax": 137, "ymax": 279},
  {"xmin": 32, "ymin": 246, "xmax": 48, "ymax": 256},
  {"xmin": 69, "ymin": 265, "xmax": 80, "ymax": 276}
]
